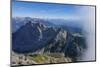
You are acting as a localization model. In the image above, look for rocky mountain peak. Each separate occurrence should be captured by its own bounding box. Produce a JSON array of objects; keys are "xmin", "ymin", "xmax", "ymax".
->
[{"xmin": 12, "ymin": 20, "xmax": 68, "ymax": 53}]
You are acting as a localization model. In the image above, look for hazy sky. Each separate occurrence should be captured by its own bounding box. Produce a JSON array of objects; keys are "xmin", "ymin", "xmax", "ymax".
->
[{"xmin": 12, "ymin": 1, "xmax": 91, "ymax": 20}]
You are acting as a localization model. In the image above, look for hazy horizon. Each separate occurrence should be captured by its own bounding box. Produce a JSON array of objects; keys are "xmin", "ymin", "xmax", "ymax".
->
[{"xmin": 12, "ymin": 1, "xmax": 94, "ymax": 20}]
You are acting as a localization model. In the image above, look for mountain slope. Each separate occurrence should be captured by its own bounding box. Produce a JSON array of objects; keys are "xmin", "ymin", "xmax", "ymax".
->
[
  {"xmin": 12, "ymin": 21, "xmax": 67, "ymax": 53},
  {"xmin": 12, "ymin": 20, "xmax": 86, "ymax": 61}
]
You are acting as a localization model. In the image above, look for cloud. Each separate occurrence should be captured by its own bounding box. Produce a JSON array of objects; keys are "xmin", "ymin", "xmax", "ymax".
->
[{"xmin": 77, "ymin": 6, "xmax": 95, "ymax": 61}]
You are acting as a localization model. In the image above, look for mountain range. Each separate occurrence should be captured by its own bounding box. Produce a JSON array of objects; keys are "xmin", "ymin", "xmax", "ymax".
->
[{"xmin": 12, "ymin": 18, "xmax": 87, "ymax": 61}]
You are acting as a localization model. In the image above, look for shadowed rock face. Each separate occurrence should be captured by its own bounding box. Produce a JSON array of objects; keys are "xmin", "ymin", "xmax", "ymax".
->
[
  {"xmin": 12, "ymin": 21, "xmax": 67, "ymax": 53},
  {"xmin": 12, "ymin": 20, "xmax": 86, "ymax": 61}
]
